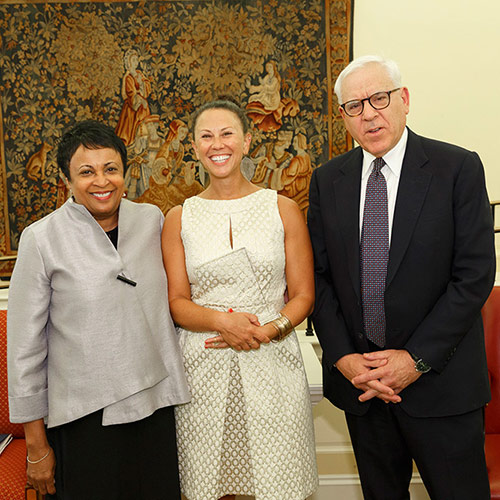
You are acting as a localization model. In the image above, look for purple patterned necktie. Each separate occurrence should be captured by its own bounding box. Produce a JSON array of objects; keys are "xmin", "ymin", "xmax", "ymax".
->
[{"xmin": 360, "ymin": 157, "xmax": 388, "ymax": 347}]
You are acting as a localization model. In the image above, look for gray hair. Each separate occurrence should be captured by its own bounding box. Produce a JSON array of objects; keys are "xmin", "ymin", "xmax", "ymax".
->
[{"xmin": 334, "ymin": 55, "xmax": 402, "ymax": 104}]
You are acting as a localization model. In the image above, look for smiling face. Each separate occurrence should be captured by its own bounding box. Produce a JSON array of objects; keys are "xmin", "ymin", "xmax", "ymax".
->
[
  {"xmin": 339, "ymin": 62, "xmax": 409, "ymax": 158},
  {"xmin": 192, "ymin": 108, "xmax": 251, "ymax": 181},
  {"xmin": 67, "ymin": 145, "xmax": 125, "ymax": 230}
]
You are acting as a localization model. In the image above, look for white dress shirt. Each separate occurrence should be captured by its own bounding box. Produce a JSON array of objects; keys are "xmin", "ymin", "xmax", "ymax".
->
[{"xmin": 359, "ymin": 127, "xmax": 408, "ymax": 242}]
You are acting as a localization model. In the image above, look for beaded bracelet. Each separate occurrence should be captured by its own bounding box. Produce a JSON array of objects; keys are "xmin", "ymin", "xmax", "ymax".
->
[
  {"xmin": 269, "ymin": 313, "xmax": 294, "ymax": 342},
  {"xmin": 27, "ymin": 449, "xmax": 50, "ymax": 465}
]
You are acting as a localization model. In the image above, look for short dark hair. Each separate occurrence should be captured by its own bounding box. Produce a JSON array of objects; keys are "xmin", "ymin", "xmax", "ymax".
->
[
  {"xmin": 57, "ymin": 120, "xmax": 127, "ymax": 180},
  {"xmin": 190, "ymin": 97, "xmax": 250, "ymax": 138}
]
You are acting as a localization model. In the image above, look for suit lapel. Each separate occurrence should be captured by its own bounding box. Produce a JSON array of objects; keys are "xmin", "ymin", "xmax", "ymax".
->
[
  {"xmin": 387, "ymin": 130, "xmax": 432, "ymax": 287},
  {"xmin": 334, "ymin": 148, "xmax": 363, "ymax": 299}
]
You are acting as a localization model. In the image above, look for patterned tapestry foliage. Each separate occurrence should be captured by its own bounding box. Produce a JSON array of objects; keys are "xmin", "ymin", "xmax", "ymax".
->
[{"xmin": 0, "ymin": 0, "xmax": 352, "ymax": 272}]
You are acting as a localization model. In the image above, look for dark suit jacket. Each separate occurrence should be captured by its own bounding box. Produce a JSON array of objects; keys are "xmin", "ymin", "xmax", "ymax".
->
[{"xmin": 308, "ymin": 128, "xmax": 496, "ymax": 417}]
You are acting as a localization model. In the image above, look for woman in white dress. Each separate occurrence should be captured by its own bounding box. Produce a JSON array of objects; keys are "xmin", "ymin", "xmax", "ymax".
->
[{"xmin": 162, "ymin": 99, "xmax": 318, "ymax": 500}]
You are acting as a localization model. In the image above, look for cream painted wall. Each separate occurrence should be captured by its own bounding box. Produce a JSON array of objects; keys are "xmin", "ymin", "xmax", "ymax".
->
[{"xmin": 352, "ymin": 0, "xmax": 500, "ymax": 252}]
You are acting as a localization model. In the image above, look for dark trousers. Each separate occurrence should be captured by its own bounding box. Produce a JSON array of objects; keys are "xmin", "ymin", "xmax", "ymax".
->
[
  {"xmin": 46, "ymin": 406, "xmax": 180, "ymax": 500},
  {"xmin": 345, "ymin": 400, "xmax": 490, "ymax": 500}
]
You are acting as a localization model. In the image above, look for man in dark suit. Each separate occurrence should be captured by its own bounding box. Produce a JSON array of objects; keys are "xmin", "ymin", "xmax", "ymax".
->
[{"xmin": 308, "ymin": 55, "xmax": 496, "ymax": 500}]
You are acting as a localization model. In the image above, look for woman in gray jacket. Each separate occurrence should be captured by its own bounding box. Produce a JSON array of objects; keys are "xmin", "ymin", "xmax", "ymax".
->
[{"xmin": 7, "ymin": 120, "xmax": 190, "ymax": 499}]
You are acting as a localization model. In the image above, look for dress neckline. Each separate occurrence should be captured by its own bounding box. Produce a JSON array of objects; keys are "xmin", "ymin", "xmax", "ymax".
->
[
  {"xmin": 195, "ymin": 189, "xmax": 264, "ymax": 203},
  {"xmin": 188, "ymin": 189, "xmax": 274, "ymax": 214}
]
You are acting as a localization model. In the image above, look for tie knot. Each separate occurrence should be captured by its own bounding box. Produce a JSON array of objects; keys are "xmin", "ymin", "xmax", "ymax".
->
[{"xmin": 373, "ymin": 157, "xmax": 385, "ymax": 175}]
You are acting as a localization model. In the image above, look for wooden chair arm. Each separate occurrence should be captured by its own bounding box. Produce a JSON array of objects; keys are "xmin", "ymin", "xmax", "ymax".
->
[{"xmin": 25, "ymin": 484, "xmax": 44, "ymax": 500}]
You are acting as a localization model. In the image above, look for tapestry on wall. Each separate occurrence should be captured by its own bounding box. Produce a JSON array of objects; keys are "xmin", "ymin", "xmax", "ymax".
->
[{"xmin": 0, "ymin": 0, "xmax": 353, "ymax": 275}]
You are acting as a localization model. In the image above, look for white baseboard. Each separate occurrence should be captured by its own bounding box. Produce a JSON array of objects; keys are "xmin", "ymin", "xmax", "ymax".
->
[
  {"xmin": 232, "ymin": 473, "xmax": 429, "ymax": 500},
  {"xmin": 308, "ymin": 473, "xmax": 429, "ymax": 500}
]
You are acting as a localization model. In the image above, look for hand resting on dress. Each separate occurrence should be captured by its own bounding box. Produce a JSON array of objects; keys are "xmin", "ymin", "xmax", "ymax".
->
[{"xmin": 205, "ymin": 311, "xmax": 272, "ymax": 351}]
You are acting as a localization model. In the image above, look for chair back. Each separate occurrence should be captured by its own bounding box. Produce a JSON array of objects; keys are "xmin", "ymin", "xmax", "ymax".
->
[
  {"xmin": 482, "ymin": 286, "xmax": 500, "ymax": 434},
  {"xmin": 0, "ymin": 309, "xmax": 25, "ymax": 438}
]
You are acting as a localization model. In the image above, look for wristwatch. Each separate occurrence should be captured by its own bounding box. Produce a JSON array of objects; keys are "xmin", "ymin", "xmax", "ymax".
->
[{"xmin": 409, "ymin": 352, "xmax": 431, "ymax": 373}]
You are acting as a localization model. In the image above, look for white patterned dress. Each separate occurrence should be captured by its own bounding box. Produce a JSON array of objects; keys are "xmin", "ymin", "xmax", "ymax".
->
[{"xmin": 176, "ymin": 189, "xmax": 318, "ymax": 500}]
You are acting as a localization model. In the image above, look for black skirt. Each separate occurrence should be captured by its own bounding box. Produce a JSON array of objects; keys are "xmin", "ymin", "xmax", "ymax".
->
[{"xmin": 46, "ymin": 406, "xmax": 180, "ymax": 500}]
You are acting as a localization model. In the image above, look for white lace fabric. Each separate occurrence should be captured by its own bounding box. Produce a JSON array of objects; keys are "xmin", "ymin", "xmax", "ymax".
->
[{"xmin": 175, "ymin": 189, "xmax": 318, "ymax": 500}]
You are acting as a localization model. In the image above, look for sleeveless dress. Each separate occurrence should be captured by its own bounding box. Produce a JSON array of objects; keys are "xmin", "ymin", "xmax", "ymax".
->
[{"xmin": 176, "ymin": 189, "xmax": 318, "ymax": 500}]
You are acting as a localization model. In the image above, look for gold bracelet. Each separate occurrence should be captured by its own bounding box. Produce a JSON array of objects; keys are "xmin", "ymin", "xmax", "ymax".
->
[
  {"xmin": 269, "ymin": 313, "xmax": 294, "ymax": 342},
  {"xmin": 27, "ymin": 449, "xmax": 50, "ymax": 464}
]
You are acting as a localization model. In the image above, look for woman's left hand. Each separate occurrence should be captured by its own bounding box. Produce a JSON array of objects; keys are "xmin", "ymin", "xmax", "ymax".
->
[
  {"xmin": 204, "ymin": 335, "xmax": 230, "ymax": 349},
  {"xmin": 205, "ymin": 322, "xmax": 275, "ymax": 350},
  {"xmin": 205, "ymin": 334, "xmax": 263, "ymax": 350}
]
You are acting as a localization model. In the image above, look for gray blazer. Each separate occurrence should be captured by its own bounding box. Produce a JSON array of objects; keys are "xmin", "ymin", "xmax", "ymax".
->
[{"xmin": 7, "ymin": 198, "xmax": 190, "ymax": 428}]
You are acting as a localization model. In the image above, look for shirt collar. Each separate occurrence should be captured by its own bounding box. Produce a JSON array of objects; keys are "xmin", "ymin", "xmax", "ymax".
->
[{"xmin": 361, "ymin": 127, "xmax": 408, "ymax": 180}]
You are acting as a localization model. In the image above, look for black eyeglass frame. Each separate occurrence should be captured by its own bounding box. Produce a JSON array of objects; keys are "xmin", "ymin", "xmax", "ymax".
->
[{"xmin": 340, "ymin": 88, "xmax": 401, "ymax": 117}]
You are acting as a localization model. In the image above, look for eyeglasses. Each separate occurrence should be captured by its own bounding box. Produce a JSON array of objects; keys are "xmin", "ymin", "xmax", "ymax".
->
[{"xmin": 340, "ymin": 88, "xmax": 401, "ymax": 117}]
